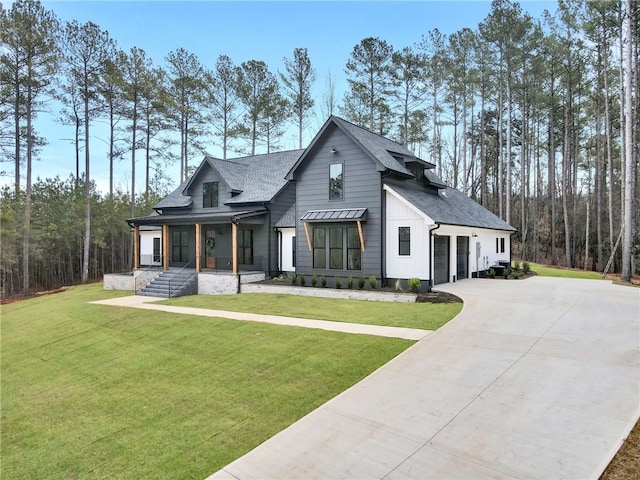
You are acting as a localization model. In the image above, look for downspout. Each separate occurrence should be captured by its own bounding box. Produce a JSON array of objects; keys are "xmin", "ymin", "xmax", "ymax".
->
[
  {"xmin": 428, "ymin": 223, "xmax": 441, "ymax": 292},
  {"xmin": 509, "ymin": 231, "xmax": 515, "ymax": 265},
  {"xmin": 265, "ymin": 205, "xmax": 272, "ymax": 277},
  {"xmin": 276, "ymin": 228, "xmax": 283, "ymax": 273},
  {"xmin": 381, "ymin": 171, "xmax": 391, "ymax": 285}
]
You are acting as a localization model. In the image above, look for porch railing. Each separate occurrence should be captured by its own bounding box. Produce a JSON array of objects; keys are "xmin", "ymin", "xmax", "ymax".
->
[
  {"xmin": 134, "ymin": 258, "xmax": 163, "ymax": 293},
  {"xmin": 168, "ymin": 261, "xmax": 197, "ymax": 297}
]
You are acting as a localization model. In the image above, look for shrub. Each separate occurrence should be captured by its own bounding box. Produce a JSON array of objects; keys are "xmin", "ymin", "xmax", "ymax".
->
[
  {"xmin": 299, "ymin": 274, "xmax": 306, "ymax": 286},
  {"xmin": 408, "ymin": 277, "xmax": 421, "ymax": 293},
  {"xmin": 358, "ymin": 275, "xmax": 366, "ymax": 290},
  {"xmin": 320, "ymin": 275, "xmax": 327, "ymax": 287},
  {"xmin": 347, "ymin": 276, "xmax": 354, "ymax": 289},
  {"xmin": 522, "ymin": 261, "xmax": 531, "ymax": 274},
  {"xmin": 334, "ymin": 276, "xmax": 342, "ymax": 289},
  {"xmin": 488, "ymin": 268, "xmax": 496, "ymax": 279},
  {"xmin": 513, "ymin": 261, "xmax": 520, "ymax": 271},
  {"xmin": 288, "ymin": 272, "xmax": 297, "ymax": 285},
  {"xmin": 369, "ymin": 275, "xmax": 377, "ymax": 289},
  {"xmin": 513, "ymin": 271, "xmax": 522, "ymax": 279},
  {"xmin": 311, "ymin": 273, "xmax": 317, "ymax": 287},
  {"xmin": 503, "ymin": 266, "xmax": 512, "ymax": 279}
]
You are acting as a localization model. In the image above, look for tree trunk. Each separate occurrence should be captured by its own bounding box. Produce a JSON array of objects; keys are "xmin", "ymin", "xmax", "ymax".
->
[
  {"xmin": 621, "ymin": 0, "xmax": 635, "ymax": 282},
  {"xmin": 82, "ymin": 87, "xmax": 91, "ymax": 284},
  {"xmin": 22, "ymin": 85, "xmax": 33, "ymax": 293}
]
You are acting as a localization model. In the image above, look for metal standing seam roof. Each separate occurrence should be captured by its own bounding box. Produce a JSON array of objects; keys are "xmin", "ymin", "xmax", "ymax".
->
[{"xmin": 300, "ymin": 208, "xmax": 368, "ymax": 222}]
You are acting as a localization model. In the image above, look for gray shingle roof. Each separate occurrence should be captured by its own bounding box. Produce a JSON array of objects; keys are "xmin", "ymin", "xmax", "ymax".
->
[
  {"xmin": 225, "ymin": 149, "xmax": 303, "ymax": 204},
  {"xmin": 154, "ymin": 150, "xmax": 303, "ymax": 210},
  {"xmin": 389, "ymin": 184, "xmax": 516, "ymax": 231},
  {"xmin": 275, "ymin": 205, "xmax": 296, "ymax": 228},
  {"xmin": 332, "ymin": 117, "xmax": 413, "ymax": 176},
  {"xmin": 206, "ymin": 157, "xmax": 247, "ymax": 192},
  {"xmin": 155, "ymin": 179, "xmax": 192, "ymax": 209}
]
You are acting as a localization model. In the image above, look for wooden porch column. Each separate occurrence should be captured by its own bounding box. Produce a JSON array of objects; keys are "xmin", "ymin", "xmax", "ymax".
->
[
  {"xmin": 162, "ymin": 225, "xmax": 169, "ymax": 270},
  {"xmin": 232, "ymin": 222, "xmax": 238, "ymax": 274},
  {"xmin": 303, "ymin": 222, "xmax": 313, "ymax": 251},
  {"xmin": 133, "ymin": 225, "xmax": 140, "ymax": 269},
  {"xmin": 195, "ymin": 223, "xmax": 202, "ymax": 272},
  {"xmin": 356, "ymin": 220, "xmax": 366, "ymax": 252}
]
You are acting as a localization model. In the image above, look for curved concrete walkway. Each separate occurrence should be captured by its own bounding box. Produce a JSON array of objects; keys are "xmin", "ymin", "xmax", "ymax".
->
[{"xmin": 206, "ymin": 276, "xmax": 639, "ymax": 480}]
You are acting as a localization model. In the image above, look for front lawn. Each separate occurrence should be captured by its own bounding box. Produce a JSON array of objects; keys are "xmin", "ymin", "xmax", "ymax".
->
[
  {"xmin": 1, "ymin": 284, "xmax": 413, "ymax": 479},
  {"xmin": 162, "ymin": 293, "xmax": 462, "ymax": 330}
]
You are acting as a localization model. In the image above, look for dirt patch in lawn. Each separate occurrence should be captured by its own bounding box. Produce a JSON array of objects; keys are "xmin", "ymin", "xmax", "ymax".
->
[{"xmin": 1, "ymin": 286, "xmax": 70, "ymax": 304}]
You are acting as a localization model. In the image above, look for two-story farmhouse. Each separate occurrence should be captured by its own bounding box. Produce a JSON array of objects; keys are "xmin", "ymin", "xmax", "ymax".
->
[{"xmin": 128, "ymin": 116, "xmax": 515, "ymax": 295}]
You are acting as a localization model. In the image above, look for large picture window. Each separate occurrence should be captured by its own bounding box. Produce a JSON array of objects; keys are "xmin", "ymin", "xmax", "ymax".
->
[
  {"xmin": 313, "ymin": 228, "xmax": 326, "ymax": 268},
  {"xmin": 238, "ymin": 229, "xmax": 253, "ymax": 265},
  {"xmin": 203, "ymin": 181, "xmax": 218, "ymax": 208},
  {"xmin": 399, "ymin": 227, "xmax": 411, "ymax": 256},
  {"xmin": 312, "ymin": 226, "xmax": 362, "ymax": 271},
  {"xmin": 329, "ymin": 163, "xmax": 343, "ymax": 200}
]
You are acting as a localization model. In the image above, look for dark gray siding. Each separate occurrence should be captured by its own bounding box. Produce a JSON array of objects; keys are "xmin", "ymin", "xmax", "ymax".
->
[
  {"xmin": 187, "ymin": 168, "xmax": 234, "ymax": 214},
  {"xmin": 294, "ymin": 124, "xmax": 383, "ymax": 278}
]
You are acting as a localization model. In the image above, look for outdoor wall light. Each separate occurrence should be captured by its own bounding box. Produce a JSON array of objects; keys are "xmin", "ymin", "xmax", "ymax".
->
[
  {"xmin": 472, "ymin": 233, "xmax": 478, "ymax": 237},
  {"xmin": 330, "ymin": 146, "xmax": 337, "ymax": 154}
]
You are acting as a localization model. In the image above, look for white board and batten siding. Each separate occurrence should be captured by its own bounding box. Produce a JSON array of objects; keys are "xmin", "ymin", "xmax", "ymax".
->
[
  {"xmin": 385, "ymin": 189, "xmax": 431, "ymax": 280},
  {"xmin": 385, "ymin": 186, "xmax": 512, "ymax": 283}
]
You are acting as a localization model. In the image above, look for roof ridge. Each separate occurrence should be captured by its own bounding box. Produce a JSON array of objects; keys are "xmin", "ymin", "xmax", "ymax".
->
[{"xmin": 332, "ymin": 115, "xmax": 407, "ymax": 152}]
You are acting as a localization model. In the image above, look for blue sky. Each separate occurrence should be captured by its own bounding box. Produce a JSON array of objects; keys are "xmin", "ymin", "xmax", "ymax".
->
[{"xmin": 11, "ymin": 0, "xmax": 556, "ymax": 194}]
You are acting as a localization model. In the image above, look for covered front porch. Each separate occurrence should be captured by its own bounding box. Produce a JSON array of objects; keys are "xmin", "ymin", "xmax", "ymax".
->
[{"xmin": 130, "ymin": 210, "xmax": 269, "ymax": 275}]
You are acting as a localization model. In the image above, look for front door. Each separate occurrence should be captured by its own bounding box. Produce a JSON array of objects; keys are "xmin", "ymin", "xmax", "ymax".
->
[{"xmin": 205, "ymin": 229, "xmax": 216, "ymax": 268}]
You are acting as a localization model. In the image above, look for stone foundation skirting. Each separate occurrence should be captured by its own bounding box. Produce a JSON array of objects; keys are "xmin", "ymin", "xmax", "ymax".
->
[
  {"xmin": 104, "ymin": 269, "xmax": 161, "ymax": 291},
  {"xmin": 241, "ymin": 283, "xmax": 416, "ymax": 303}
]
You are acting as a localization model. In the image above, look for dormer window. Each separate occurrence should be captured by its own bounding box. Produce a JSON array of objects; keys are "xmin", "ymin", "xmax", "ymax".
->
[
  {"xmin": 329, "ymin": 163, "xmax": 343, "ymax": 200},
  {"xmin": 203, "ymin": 182, "xmax": 218, "ymax": 208}
]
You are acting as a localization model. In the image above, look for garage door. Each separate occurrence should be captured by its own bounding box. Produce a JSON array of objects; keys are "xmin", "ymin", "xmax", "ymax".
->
[{"xmin": 434, "ymin": 236, "xmax": 449, "ymax": 285}]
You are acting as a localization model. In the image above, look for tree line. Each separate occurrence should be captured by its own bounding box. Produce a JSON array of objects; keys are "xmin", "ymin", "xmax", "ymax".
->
[{"xmin": 1, "ymin": 0, "xmax": 638, "ymax": 297}]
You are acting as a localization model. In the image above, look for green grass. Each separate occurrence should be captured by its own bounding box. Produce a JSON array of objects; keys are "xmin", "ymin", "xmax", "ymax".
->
[
  {"xmin": 1, "ymin": 284, "xmax": 413, "ymax": 479},
  {"xmin": 529, "ymin": 262, "xmax": 603, "ymax": 280},
  {"xmin": 162, "ymin": 293, "xmax": 462, "ymax": 330}
]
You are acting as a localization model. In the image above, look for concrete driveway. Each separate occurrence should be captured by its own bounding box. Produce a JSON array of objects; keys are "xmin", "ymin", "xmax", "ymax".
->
[{"xmin": 209, "ymin": 276, "xmax": 639, "ymax": 480}]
